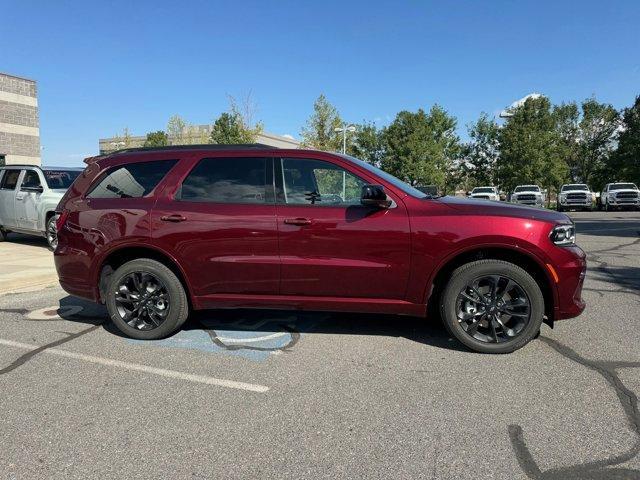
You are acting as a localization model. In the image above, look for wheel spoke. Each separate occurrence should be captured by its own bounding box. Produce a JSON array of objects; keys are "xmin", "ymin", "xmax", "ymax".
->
[
  {"xmin": 114, "ymin": 271, "xmax": 170, "ymax": 331},
  {"xmin": 489, "ymin": 319, "xmax": 499, "ymax": 343}
]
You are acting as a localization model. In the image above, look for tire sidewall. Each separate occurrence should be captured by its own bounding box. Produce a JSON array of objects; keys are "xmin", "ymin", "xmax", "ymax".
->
[
  {"xmin": 46, "ymin": 215, "xmax": 58, "ymax": 250},
  {"xmin": 440, "ymin": 260, "xmax": 545, "ymax": 354},
  {"xmin": 106, "ymin": 259, "xmax": 189, "ymax": 340}
]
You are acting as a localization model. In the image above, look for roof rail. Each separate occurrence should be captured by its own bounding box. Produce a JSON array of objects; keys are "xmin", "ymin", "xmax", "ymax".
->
[{"xmin": 104, "ymin": 143, "xmax": 277, "ymax": 156}]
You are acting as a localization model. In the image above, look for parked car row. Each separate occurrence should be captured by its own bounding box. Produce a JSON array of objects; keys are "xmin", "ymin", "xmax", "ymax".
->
[{"xmin": 466, "ymin": 181, "xmax": 640, "ymax": 212}]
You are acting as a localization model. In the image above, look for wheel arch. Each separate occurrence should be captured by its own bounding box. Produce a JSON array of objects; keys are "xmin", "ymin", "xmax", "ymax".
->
[
  {"xmin": 427, "ymin": 246, "xmax": 556, "ymax": 327},
  {"xmin": 96, "ymin": 245, "xmax": 193, "ymax": 309}
]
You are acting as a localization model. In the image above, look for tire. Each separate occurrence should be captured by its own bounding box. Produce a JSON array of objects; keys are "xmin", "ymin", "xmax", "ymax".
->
[
  {"xmin": 105, "ymin": 259, "xmax": 189, "ymax": 340},
  {"xmin": 556, "ymin": 205, "xmax": 563, "ymax": 212},
  {"xmin": 604, "ymin": 201, "xmax": 610, "ymax": 212},
  {"xmin": 439, "ymin": 259, "xmax": 545, "ymax": 354},
  {"xmin": 46, "ymin": 215, "xmax": 58, "ymax": 250},
  {"xmin": 0, "ymin": 227, "xmax": 6, "ymax": 242}
]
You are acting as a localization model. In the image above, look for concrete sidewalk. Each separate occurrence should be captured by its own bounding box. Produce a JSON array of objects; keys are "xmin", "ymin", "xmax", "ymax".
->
[{"xmin": 0, "ymin": 234, "xmax": 59, "ymax": 295}]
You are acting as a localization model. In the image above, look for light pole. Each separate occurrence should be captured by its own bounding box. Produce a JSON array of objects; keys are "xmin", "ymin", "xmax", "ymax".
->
[
  {"xmin": 334, "ymin": 124, "xmax": 356, "ymax": 154},
  {"xmin": 334, "ymin": 124, "xmax": 356, "ymax": 200}
]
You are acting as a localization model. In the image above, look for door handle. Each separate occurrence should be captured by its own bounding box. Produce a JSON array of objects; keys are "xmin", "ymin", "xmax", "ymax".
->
[
  {"xmin": 15, "ymin": 194, "xmax": 25, "ymax": 201},
  {"xmin": 284, "ymin": 217, "xmax": 312, "ymax": 226},
  {"xmin": 160, "ymin": 214, "xmax": 187, "ymax": 222}
]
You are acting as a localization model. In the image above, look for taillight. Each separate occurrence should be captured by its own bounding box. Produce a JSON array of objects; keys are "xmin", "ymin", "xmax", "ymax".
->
[{"xmin": 56, "ymin": 210, "xmax": 69, "ymax": 231}]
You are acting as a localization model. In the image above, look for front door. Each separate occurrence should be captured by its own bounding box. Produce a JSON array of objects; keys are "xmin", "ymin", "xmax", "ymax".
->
[
  {"xmin": 0, "ymin": 169, "xmax": 23, "ymax": 229},
  {"xmin": 152, "ymin": 155, "xmax": 280, "ymax": 298},
  {"xmin": 275, "ymin": 157, "xmax": 411, "ymax": 299},
  {"xmin": 15, "ymin": 169, "xmax": 42, "ymax": 232}
]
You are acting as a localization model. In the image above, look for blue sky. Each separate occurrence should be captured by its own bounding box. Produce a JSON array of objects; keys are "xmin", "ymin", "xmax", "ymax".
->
[{"xmin": 2, "ymin": 0, "xmax": 639, "ymax": 166}]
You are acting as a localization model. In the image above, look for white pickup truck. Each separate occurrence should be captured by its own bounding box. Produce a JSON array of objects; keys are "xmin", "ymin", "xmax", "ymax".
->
[
  {"xmin": 557, "ymin": 183, "xmax": 593, "ymax": 212},
  {"xmin": 468, "ymin": 186, "xmax": 501, "ymax": 201},
  {"xmin": 599, "ymin": 182, "xmax": 640, "ymax": 211},
  {"xmin": 0, "ymin": 165, "xmax": 82, "ymax": 248},
  {"xmin": 510, "ymin": 185, "xmax": 545, "ymax": 207}
]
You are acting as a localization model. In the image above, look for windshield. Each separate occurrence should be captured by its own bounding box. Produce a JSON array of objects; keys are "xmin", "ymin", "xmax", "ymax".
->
[
  {"xmin": 514, "ymin": 186, "xmax": 540, "ymax": 192},
  {"xmin": 561, "ymin": 184, "xmax": 588, "ymax": 191},
  {"xmin": 472, "ymin": 187, "xmax": 494, "ymax": 193},
  {"xmin": 338, "ymin": 154, "xmax": 428, "ymax": 198},
  {"xmin": 610, "ymin": 183, "xmax": 638, "ymax": 190},
  {"xmin": 44, "ymin": 169, "xmax": 81, "ymax": 189}
]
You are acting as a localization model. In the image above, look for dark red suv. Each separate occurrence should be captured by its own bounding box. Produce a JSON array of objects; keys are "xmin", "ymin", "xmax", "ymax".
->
[{"xmin": 54, "ymin": 145, "xmax": 586, "ymax": 353}]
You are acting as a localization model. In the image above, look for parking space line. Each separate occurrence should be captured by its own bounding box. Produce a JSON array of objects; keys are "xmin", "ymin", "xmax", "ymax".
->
[{"xmin": 0, "ymin": 338, "xmax": 269, "ymax": 393}]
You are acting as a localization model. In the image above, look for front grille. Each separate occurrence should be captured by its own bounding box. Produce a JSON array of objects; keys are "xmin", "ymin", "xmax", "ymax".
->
[
  {"xmin": 474, "ymin": 195, "xmax": 490, "ymax": 199},
  {"xmin": 516, "ymin": 194, "xmax": 536, "ymax": 201},
  {"xmin": 616, "ymin": 192, "xmax": 638, "ymax": 199},
  {"xmin": 567, "ymin": 193, "xmax": 587, "ymax": 200}
]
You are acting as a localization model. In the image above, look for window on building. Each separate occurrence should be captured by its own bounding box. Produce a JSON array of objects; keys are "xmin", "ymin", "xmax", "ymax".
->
[
  {"xmin": 281, "ymin": 158, "xmax": 365, "ymax": 206},
  {"xmin": 87, "ymin": 160, "xmax": 177, "ymax": 199},
  {"xmin": 0, "ymin": 169, "xmax": 21, "ymax": 190},
  {"xmin": 180, "ymin": 157, "xmax": 267, "ymax": 204}
]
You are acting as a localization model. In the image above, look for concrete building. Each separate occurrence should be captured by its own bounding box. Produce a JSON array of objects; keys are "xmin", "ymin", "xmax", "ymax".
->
[
  {"xmin": 0, "ymin": 72, "xmax": 41, "ymax": 166},
  {"xmin": 99, "ymin": 127, "xmax": 300, "ymax": 155}
]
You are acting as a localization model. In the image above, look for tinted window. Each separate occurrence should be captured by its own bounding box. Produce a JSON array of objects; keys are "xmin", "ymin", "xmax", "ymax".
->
[
  {"xmin": 281, "ymin": 158, "xmax": 366, "ymax": 206},
  {"xmin": 180, "ymin": 157, "xmax": 267, "ymax": 203},
  {"xmin": 44, "ymin": 170, "xmax": 81, "ymax": 189},
  {"xmin": 21, "ymin": 170, "xmax": 42, "ymax": 189},
  {"xmin": 472, "ymin": 187, "xmax": 495, "ymax": 193},
  {"xmin": 88, "ymin": 160, "xmax": 177, "ymax": 198},
  {"xmin": 514, "ymin": 186, "xmax": 540, "ymax": 192},
  {"xmin": 0, "ymin": 169, "xmax": 21, "ymax": 190},
  {"xmin": 337, "ymin": 154, "xmax": 428, "ymax": 198}
]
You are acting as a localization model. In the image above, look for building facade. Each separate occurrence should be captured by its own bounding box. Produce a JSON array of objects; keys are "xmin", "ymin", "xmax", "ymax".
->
[
  {"xmin": 0, "ymin": 73, "xmax": 41, "ymax": 166},
  {"xmin": 99, "ymin": 127, "xmax": 300, "ymax": 155}
]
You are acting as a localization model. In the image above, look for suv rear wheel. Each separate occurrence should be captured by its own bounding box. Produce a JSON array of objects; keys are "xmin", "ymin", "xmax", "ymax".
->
[
  {"xmin": 440, "ymin": 259, "xmax": 544, "ymax": 354},
  {"xmin": 0, "ymin": 227, "xmax": 7, "ymax": 242},
  {"xmin": 106, "ymin": 259, "xmax": 189, "ymax": 340}
]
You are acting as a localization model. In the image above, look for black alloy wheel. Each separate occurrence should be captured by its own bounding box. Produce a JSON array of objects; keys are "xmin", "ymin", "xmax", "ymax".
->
[{"xmin": 114, "ymin": 271, "xmax": 170, "ymax": 331}]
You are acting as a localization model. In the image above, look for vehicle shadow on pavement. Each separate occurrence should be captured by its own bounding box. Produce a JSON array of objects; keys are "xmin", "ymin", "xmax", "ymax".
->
[
  {"xmin": 55, "ymin": 296, "xmax": 467, "ymax": 353},
  {"xmin": 3, "ymin": 233, "xmax": 51, "ymax": 249},
  {"xmin": 574, "ymin": 219, "xmax": 640, "ymax": 238}
]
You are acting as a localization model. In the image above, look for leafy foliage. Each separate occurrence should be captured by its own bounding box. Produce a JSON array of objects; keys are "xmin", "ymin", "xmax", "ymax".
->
[
  {"xmin": 143, "ymin": 130, "xmax": 169, "ymax": 148},
  {"xmin": 348, "ymin": 121, "xmax": 384, "ymax": 166},
  {"xmin": 605, "ymin": 96, "xmax": 639, "ymax": 186},
  {"xmin": 300, "ymin": 94, "xmax": 343, "ymax": 151},
  {"xmin": 463, "ymin": 113, "xmax": 500, "ymax": 188},
  {"xmin": 381, "ymin": 105, "xmax": 461, "ymax": 188}
]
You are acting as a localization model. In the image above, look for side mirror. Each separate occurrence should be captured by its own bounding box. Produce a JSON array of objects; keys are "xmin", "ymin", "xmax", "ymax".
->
[
  {"xmin": 361, "ymin": 184, "xmax": 392, "ymax": 209},
  {"xmin": 22, "ymin": 185, "xmax": 43, "ymax": 193}
]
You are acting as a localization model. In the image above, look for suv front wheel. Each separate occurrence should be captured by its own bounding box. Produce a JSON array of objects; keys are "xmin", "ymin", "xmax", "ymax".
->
[
  {"xmin": 106, "ymin": 259, "xmax": 189, "ymax": 340},
  {"xmin": 440, "ymin": 259, "xmax": 544, "ymax": 354}
]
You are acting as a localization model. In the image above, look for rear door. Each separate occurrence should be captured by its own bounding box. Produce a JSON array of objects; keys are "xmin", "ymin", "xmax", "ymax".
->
[
  {"xmin": 0, "ymin": 169, "xmax": 23, "ymax": 229},
  {"xmin": 15, "ymin": 168, "xmax": 43, "ymax": 232},
  {"xmin": 275, "ymin": 156, "xmax": 411, "ymax": 299},
  {"xmin": 151, "ymin": 155, "xmax": 280, "ymax": 298}
]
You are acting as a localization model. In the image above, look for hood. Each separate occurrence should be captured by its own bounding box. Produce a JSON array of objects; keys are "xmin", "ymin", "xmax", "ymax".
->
[
  {"xmin": 610, "ymin": 188, "xmax": 640, "ymax": 194},
  {"xmin": 434, "ymin": 195, "xmax": 570, "ymax": 223}
]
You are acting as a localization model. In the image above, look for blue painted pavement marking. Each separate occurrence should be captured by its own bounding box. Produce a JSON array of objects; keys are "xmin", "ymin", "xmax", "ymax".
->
[{"xmin": 127, "ymin": 312, "xmax": 324, "ymax": 362}]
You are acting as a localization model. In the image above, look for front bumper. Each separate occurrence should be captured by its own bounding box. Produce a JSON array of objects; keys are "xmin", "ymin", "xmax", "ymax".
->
[
  {"xmin": 552, "ymin": 245, "xmax": 587, "ymax": 320},
  {"xmin": 608, "ymin": 197, "xmax": 640, "ymax": 206}
]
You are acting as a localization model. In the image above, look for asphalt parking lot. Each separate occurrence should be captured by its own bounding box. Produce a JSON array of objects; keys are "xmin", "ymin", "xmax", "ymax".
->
[{"xmin": 0, "ymin": 211, "xmax": 639, "ymax": 479}]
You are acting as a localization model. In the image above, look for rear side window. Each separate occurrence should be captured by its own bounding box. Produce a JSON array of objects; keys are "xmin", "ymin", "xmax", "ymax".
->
[
  {"xmin": 0, "ymin": 169, "xmax": 21, "ymax": 190},
  {"xmin": 180, "ymin": 157, "xmax": 267, "ymax": 204},
  {"xmin": 87, "ymin": 160, "xmax": 177, "ymax": 199}
]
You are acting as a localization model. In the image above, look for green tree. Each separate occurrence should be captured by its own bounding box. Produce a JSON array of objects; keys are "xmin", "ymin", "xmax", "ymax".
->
[
  {"xmin": 607, "ymin": 95, "xmax": 640, "ymax": 185},
  {"xmin": 578, "ymin": 98, "xmax": 620, "ymax": 188},
  {"xmin": 348, "ymin": 121, "xmax": 384, "ymax": 165},
  {"xmin": 166, "ymin": 115, "xmax": 187, "ymax": 145},
  {"xmin": 300, "ymin": 94, "xmax": 343, "ymax": 151},
  {"xmin": 143, "ymin": 130, "xmax": 168, "ymax": 148},
  {"xmin": 497, "ymin": 96, "xmax": 568, "ymax": 202},
  {"xmin": 210, "ymin": 94, "xmax": 263, "ymax": 144},
  {"xmin": 464, "ymin": 113, "xmax": 500, "ymax": 187},
  {"xmin": 381, "ymin": 105, "xmax": 460, "ymax": 190}
]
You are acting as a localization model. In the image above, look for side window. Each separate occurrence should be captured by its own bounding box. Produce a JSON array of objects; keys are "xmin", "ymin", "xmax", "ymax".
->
[
  {"xmin": 0, "ymin": 169, "xmax": 21, "ymax": 190},
  {"xmin": 21, "ymin": 170, "xmax": 42, "ymax": 189},
  {"xmin": 87, "ymin": 160, "xmax": 177, "ymax": 199},
  {"xmin": 281, "ymin": 158, "xmax": 366, "ymax": 206},
  {"xmin": 180, "ymin": 157, "xmax": 267, "ymax": 204}
]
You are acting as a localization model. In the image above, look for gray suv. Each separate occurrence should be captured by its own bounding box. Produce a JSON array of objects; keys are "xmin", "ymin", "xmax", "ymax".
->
[{"xmin": 0, "ymin": 165, "xmax": 82, "ymax": 248}]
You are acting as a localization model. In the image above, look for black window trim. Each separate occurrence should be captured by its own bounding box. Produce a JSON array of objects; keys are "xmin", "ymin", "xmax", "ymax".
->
[
  {"xmin": 274, "ymin": 157, "xmax": 370, "ymax": 208},
  {"xmin": 176, "ymin": 156, "xmax": 275, "ymax": 205},
  {"xmin": 85, "ymin": 159, "xmax": 178, "ymax": 199}
]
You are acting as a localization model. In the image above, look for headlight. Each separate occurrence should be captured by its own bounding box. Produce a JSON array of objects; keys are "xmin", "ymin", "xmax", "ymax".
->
[{"xmin": 550, "ymin": 224, "xmax": 576, "ymax": 246}]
